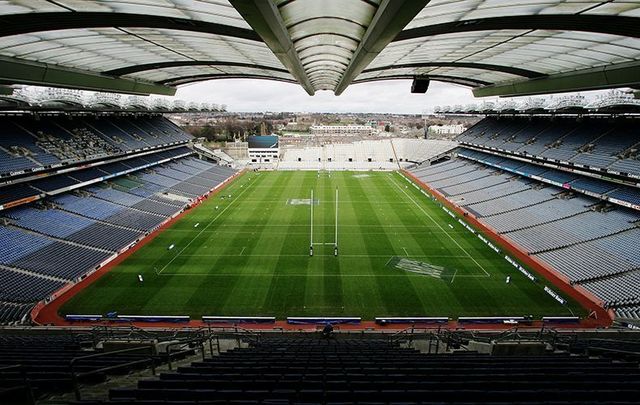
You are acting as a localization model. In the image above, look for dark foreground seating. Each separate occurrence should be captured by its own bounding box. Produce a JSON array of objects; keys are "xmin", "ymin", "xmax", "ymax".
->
[
  {"xmin": 0, "ymin": 334, "xmax": 159, "ymax": 402},
  {"xmin": 98, "ymin": 335, "xmax": 640, "ymax": 404}
]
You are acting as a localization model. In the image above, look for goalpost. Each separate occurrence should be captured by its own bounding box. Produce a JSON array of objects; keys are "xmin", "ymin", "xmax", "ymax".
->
[{"xmin": 309, "ymin": 188, "xmax": 339, "ymax": 256}]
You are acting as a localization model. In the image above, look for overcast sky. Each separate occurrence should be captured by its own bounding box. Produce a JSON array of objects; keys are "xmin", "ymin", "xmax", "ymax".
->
[{"xmin": 174, "ymin": 79, "xmax": 477, "ymax": 114}]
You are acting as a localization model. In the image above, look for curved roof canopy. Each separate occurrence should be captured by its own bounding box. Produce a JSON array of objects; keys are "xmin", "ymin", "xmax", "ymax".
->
[{"xmin": 0, "ymin": 0, "xmax": 638, "ymax": 97}]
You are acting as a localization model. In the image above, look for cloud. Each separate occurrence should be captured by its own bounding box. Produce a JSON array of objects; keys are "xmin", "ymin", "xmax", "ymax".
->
[{"xmin": 175, "ymin": 79, "xmax": 475, "ymax": 114}]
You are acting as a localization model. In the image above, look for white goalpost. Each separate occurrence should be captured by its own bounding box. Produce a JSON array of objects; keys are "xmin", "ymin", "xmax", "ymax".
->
[
  {"xmin": 309, "ymin": 189, "xmax": 314, "ymax": 256},
  {"xmin": 334, "ymin": 188, "xmax": 338, "ymax": 256},
  {"xmin": 309, "ymin": 188, "xmax": 339, "ymax": 256}
]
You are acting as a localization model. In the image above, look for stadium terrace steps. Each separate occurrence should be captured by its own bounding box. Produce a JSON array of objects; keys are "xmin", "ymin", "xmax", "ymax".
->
[
  {"xmin": 10, "ymin": 238, "xmax": 112, "ymax": 280},
  {"xmin": 536, "ymin": 244, "xmax": 637, "ymax": 282}
]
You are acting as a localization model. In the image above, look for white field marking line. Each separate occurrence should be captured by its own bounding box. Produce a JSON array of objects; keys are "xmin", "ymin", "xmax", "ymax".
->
[
  {"xmin": 180, "ymin": 224, "xmax": 451, "ymax": 228},
  {"xmin": 245, "ymin": 199, "xmax": 413, "ymax": 204},
  {"xmin": 389, "ymin": 174, "xmax": 491, "ymax": 277},
  {"xmin": 167, "ymin": 229, "xmax": 468, "ymax": 235},
  {"xmin": 240, "ymin": 246, "xmax": 246, "ymax": 256},
  {"xmin": 402, "ymin": 247, "xmax": 409, "ymax": 256},
  {"xmin": 156, "ymin": 176, "xmax": 255, "ymax": 274},
  {"xmin": 245, "ymin": 185, "xmax": 383, "ymax": 188},
  {"xmin": 450, "ymin": 269, "xmax": 458, "ymax": 284},
  {"xmin": 159, "ymin": 272, "xmax": 491, "ymax": 278},
  {"xmin": 178, "ymin": 253, "xmax": 472, "ymax": 258}
]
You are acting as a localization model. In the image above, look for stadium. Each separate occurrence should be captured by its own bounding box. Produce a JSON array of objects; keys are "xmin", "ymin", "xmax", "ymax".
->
[{"xmin": 0, "ymin": 1, "xmax": 640, "ymax": 404}]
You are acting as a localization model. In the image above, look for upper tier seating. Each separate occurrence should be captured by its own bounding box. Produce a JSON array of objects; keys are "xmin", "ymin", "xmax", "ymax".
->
[
  {"xmin": 459, "ymin": 117, "xmax": 640, "ymax": 177},
  {"xmin": 456, "ymin": 147, "xmax": 640, "ymax": 211},
  {"xmin": 0, "ymin": 115, "xmax": 191, "ymax": 178}
]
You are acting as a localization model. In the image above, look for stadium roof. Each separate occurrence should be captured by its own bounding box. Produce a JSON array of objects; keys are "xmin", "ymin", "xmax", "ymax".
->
[{"xmin": 0, "ymin": 1, "xmax": 639, "ymax": 97}]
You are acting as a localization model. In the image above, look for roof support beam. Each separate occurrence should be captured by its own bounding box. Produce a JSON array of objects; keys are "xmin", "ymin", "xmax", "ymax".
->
[
  {"xmin": 473, "ymin": 61, "xmax": 640, "ymax": 97},
  {"xmin": 0, "ymin": 12, "xmax": 261, "ymax": 41},
  {"xmin": 362, "ymin": 62, "xmax": 544, "ymax": 79},
  {"xmin": 160, "ymin": 74, "xmax": 297, "ymax": 87},
  {"xmin": 334, "ymin": 0, "xmax": 430, "ymax": 95},
  {"xmin": 353, "ymin": 74, "xmax": 490, "ymax": 88},
  {"xmin": 105, "ymin": 61, "xmax": 290, "ymax": 77},
  {"xmin": 229, "ymin": 0, "xmax": 315, "ymax": 95},
  {"xmin": 395, "ymin": 15, "xmax": 640, "ymax": 42},
  {"xmin": 0, "ymin": 56, "xmax": 175, "ymax": 96}
]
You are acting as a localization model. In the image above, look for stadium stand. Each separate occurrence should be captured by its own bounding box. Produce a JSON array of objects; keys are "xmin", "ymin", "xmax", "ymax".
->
[
  {"xmin": 0, "ymin": 116, "xmax": 191, "ymax": 178},
  {"xmin": 278, "ymin": 139, "xmax": 457, "ymax": 170},
  {"xmin": 410, "ymin": 117, "xmax": 640, "ymax": 318},
  {"xmin": 459, "ymin": 116, "xmax": 640, "ymax": 177},
  {"xmin": 417, "ymin": 168, "xmax": 638, "ymax": 300},
  {"xmin": 0, "ymin": 114, "xmax": 237, "ymax": 324}
]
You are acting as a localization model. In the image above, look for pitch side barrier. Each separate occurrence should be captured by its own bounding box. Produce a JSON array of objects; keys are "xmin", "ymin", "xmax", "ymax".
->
[
  {"xmin": 65, "ymin": 314, "xmax": 190, "ymax": 323},
  {"xmin": 202, "ymin": 316, "xmax": 275, "ymax": 324},
  {"xmin": 458, "ymin": 316, "xmax": 527, "ymax": 325},
  {"xmin": 375, "ymin": 317, "xmax": 449, "ymax": 325},
  {"xmin": 542, "ymin": 316, "xmax": 580, "ymax": 324},
  {"xmin": 65, "ymin": 314, "xmax": 103, "ymax": 322},
  {"xmin": 287, "ymin": 317, "xmax": 361, "ymax": 325}
]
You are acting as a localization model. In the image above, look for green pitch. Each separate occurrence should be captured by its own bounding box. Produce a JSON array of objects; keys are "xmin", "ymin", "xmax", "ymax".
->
[{"xmin": 61, "ymin": 171, "xmax": 584, "ymax": 319}]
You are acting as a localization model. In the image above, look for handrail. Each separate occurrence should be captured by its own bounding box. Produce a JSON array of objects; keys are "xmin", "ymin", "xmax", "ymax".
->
[
  {"xmin": 586, "ymin": 346, "xmax": 640, "ymax": 357},
  {"xmin": 233, "ymin": 325, "xmax": 261, "ymax": 340},
  {"xmin": 205, "ymin": 324, "xmax": 261, "ymax": 345},
  {"xmin": 70, "ymin": 345, "xmax": 157, "ymax": 400},
  {"xmin": 166, "ymin": 335, "xmax": 206, "ymax": 370},
  {"xmin": 0, "ymin": 365, "xmax": 35, "ymax": 405},
  {"xmin": 587, "ymin": 337, "xmax": 640, "ymax": 345},
  {"xmin": 388, "ymin": 325, "xmax": 418, "ymax": 345}
]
